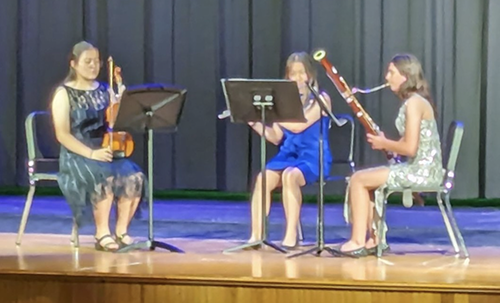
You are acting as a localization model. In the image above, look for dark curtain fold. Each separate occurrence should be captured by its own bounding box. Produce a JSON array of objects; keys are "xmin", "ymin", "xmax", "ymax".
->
[{"xmin": 0, "ymin": 0, "xmax": 19, "ymax": 186}]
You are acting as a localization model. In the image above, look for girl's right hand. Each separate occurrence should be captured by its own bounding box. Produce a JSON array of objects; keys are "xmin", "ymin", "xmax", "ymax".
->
[{"xmin": 90, "ymin": 147, "xmax": 113, "ymax": 162}]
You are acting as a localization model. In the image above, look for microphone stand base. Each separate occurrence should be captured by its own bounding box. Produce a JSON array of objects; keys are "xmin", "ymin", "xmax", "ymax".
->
[
  {"xmin": 287, "ymin": 245, "xmax": 338, "ymax": 259},
  {"xmin": 223, "ymin": 239, "xmax": 287, "ymax": 254}
]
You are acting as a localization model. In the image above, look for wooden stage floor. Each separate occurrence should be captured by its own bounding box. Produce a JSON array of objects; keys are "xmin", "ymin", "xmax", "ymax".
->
[{"xmin": 1, "ymin": 233, "xmax": 500, "ymax": 303}]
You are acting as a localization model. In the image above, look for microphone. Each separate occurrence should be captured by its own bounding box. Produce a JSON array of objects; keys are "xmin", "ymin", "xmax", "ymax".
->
[{"xmin": 306, "ymin": 82, "xmax": 348, "ymax": 127}]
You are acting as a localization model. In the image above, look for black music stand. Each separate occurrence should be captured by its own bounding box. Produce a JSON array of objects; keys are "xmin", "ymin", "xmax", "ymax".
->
[
  {"xmin": 112, "ymin": 83, "xmax": 187, "ymax": 253},
  {"xmin": 220, "ymin": 79, "xmax": 306, "ymax": 254},
  {"xmin": 288, "ymin": 83, "xmax": 344, "ymax": 259}
]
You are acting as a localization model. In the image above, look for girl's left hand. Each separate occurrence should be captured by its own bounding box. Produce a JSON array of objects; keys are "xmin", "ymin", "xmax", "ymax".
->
[
  {"xmin": 117, "ymin": 84, "xmax": 126, "ymax": 97},
  {"xmin": 367, "ymin": 132, "xmax": 386, "ymax": 150},
  {"xmin": 109, "ymin": 84, "xmax": 126, "ymax": 104}
]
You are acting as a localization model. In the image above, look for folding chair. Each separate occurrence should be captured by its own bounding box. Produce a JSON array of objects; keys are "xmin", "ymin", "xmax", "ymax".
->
[
  {"xmin": 324, "ymin": 113, "xmax": 356, "ymax": 181},
  {"xmin": 298, "ymin": 113, "xmax": 356, "ymax": 241},
  {"xmin": 376, "ymin": 121, "xmax": 468, "ymax": 258},
  {"xmin": 16, "ymin": 111, "xmax": 79, "ymax": 247}
]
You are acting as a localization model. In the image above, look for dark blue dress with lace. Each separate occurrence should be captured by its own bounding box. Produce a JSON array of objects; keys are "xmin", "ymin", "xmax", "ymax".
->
[{"xmin": 57, "ymin": 83, "xmax": 147, "ymax": 226}]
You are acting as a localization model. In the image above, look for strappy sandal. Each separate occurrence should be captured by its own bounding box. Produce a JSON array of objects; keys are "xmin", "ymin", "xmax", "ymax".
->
[
  {"xmin": 115, "ymin": 233, "xmax": 135, "ymax": 248},
  {"xmin": 95, "ymin": 234, "xmax": 119, "ymax": 252}
]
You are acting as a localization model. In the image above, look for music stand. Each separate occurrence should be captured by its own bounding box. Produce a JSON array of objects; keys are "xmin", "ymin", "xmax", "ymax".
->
[
  {"xmin": 220, "ymin": 78, "xmax": 306, "ymax": 254},
  {"xmin": 112, "ymin": 83, "xmax": 187, "ymax": 253},
  {"xmin": 288, "ymin": 83, "xmax": 343, "ymax": 259}
]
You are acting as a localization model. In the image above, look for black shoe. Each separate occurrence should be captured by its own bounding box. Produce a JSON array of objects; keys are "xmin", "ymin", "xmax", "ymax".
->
[
  {"xmin": 281, "ymin": 235, "xmax": 301, "ymax": 251},
  {"xmin": 281, "ymin": 243, "xmax": 300, "ymax": 251}
]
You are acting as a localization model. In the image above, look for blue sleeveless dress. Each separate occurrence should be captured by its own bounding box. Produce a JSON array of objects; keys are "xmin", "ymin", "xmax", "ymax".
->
[
  {"xmin": 266, "ymin": 116, "xmax": 333, "ymax": 184},
  {"xmin": 57, "ymin": 83, "xmax": 147, "ymax": 226}
]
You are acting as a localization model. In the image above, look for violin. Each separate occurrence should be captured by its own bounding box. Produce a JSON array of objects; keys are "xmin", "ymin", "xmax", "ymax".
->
[{"xmin": 102, "ymin": 56, "xmax": 135, "ymax": 158}]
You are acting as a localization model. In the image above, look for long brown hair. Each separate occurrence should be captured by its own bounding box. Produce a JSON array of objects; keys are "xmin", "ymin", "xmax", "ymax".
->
[
  {"xmin": 63, "ymin": 41, "xmax": 98, "ymax": 83},
  {"xmin": 284, "ymin": 51, "xmax": 319, "ymax": 90},
  {"xmin": 47, "ymin": 41, "xmax": 98, "ymax": 110},
  {"xmin": 390, "ymin": 53, "xmax": 437, "ymax": 116}
]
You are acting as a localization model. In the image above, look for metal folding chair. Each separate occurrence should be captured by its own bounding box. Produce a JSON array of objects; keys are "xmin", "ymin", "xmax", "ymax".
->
[
  {"xmin": 376, "ymin": 121, "xmax": 468, "ymax": 258},
  {"xmin": 16, "ymin": 111, "xmax": 79, "ymax": 247},
  {"xmin": 298, "ymin": 114, "xmax": 356, "ymax": 242}
]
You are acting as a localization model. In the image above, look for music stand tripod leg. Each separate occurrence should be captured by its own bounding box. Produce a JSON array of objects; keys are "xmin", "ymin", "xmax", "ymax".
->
[
  {"xmin": 288, "ymin": 90, "xmax": 338, "ymax": 259},
  {"xmin": 224, "ymin": 99, "xmax": 287, "ymax": 254},
  {"xmin": 287, "ymin": 159, "xmax": 338, "ymax": 258},
  {"xmin": 117, "ymin": 127, "xmax": 184, "ymax": 253}
]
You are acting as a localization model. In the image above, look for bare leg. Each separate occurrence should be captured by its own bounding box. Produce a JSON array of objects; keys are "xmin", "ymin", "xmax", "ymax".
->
[
  {"xmin": 115, "ymin": 173, "xmax": 143, "ymax": 245},
  {"xmin": 281, "ymin": 167, "xmax": 306, "ymax": 246},
  {"xmin": 365, "ymin": 192, "xmax": 377, "ymax": 249},
  {"xmin": 93, "ymin": 187, "xmax": 118, "ymax": 250},
  {"xmin": 115, "ymin": 197, "xmax": 139, "ymax": 245},
  {"xmin": 248, "ymin": 170, "xmax": 282, "ymax": 242},
  {"xmin": 341, "ymin": 167, "xmax": 389, "ymax": 252}
]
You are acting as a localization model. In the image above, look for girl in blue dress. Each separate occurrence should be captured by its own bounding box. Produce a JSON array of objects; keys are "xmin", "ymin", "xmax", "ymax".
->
[
  {"xmin": 247, "ymin": 52, "xmax": 333, "ymax": 248},
  {"xmin": 51, "ymin": 41, "xmax": 147, "ymax": 252}
]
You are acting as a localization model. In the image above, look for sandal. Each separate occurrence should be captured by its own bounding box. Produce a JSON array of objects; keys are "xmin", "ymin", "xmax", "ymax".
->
[
  {"xmin": 115, "ymin": 233, "xmax": 134, "ymax": 248},
  {"xmin": 95, "ymin": 234, "xmax": 119, "ymax": 252}
]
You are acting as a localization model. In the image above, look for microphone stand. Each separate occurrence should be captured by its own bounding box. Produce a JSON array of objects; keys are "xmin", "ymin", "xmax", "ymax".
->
[{"xmin": 288, "ymin": 83, "xmax": 343, "ymax": 259}]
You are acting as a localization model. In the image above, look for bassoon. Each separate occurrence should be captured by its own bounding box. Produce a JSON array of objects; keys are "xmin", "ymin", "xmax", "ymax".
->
[{"xmin": 312, "ymin": 49, "xmax": 396, "ymax": 161}]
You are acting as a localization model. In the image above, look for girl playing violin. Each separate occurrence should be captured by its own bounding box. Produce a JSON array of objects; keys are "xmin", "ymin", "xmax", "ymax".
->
[{"xmin": 51, "ymin": 41, "xmax": 147, "ymax": 252}]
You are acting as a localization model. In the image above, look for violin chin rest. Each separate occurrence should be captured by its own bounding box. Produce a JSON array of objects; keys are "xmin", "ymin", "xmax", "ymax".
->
[{"xmin": 112, "ymin": 151, "xmax": 126, "ymax": 159}]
